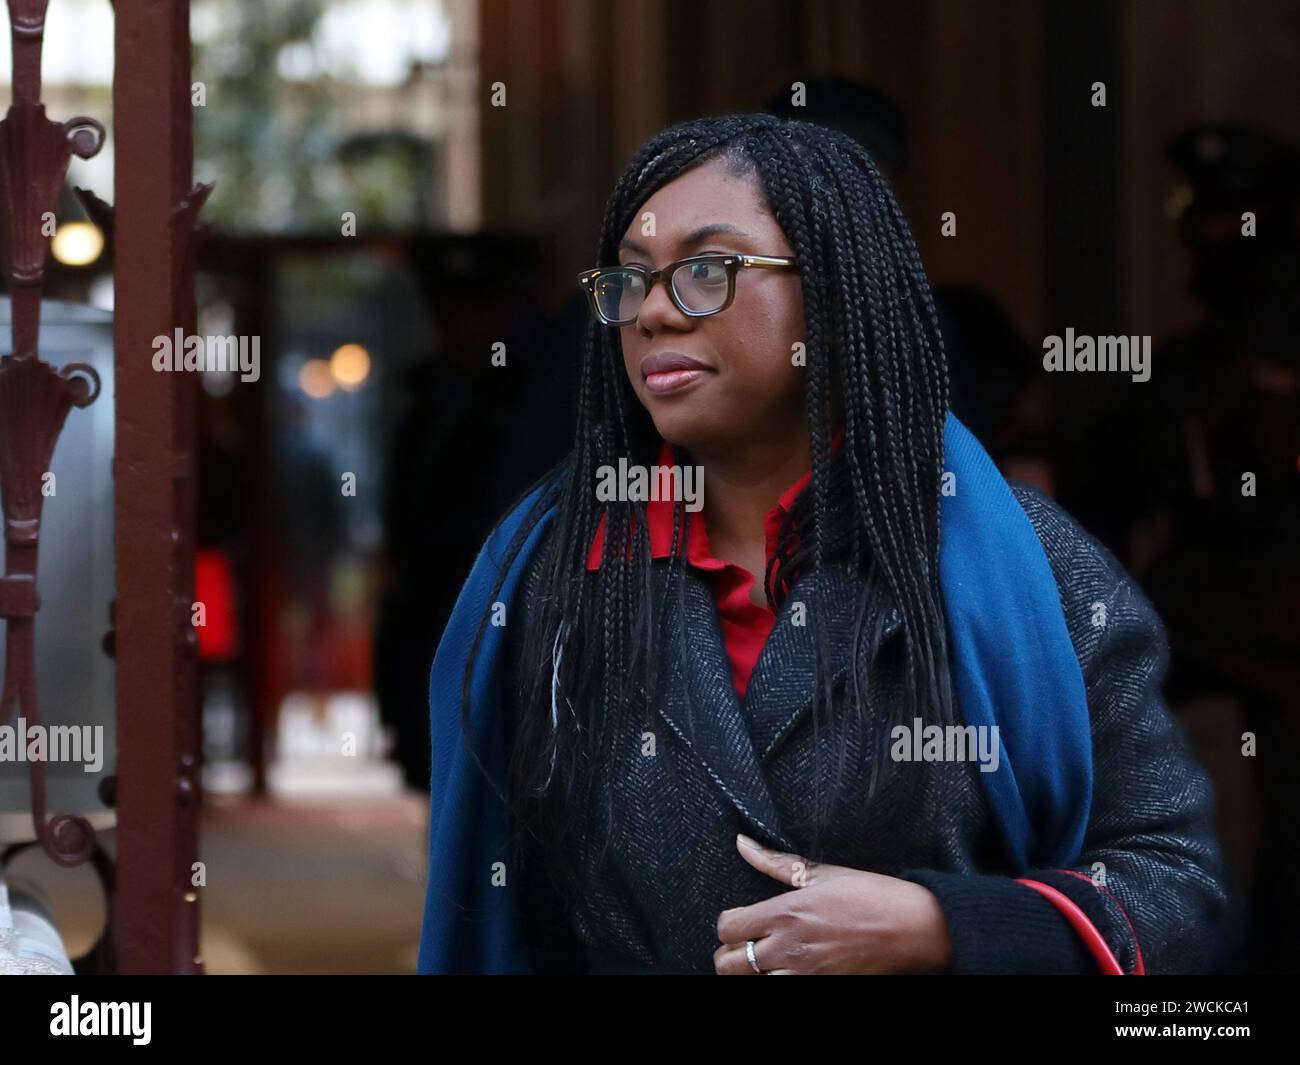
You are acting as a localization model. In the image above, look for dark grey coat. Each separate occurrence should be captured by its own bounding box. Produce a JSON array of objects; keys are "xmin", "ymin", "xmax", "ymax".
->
[{"xmin": 504, "ymin": 483, "xmax": 1230, "ymax": 974}]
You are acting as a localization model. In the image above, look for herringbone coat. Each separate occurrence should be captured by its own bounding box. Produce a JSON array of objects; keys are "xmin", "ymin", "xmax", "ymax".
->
[{"xmin": 504, "ymin": 483, "xmax": 1229, "ymax": 974}]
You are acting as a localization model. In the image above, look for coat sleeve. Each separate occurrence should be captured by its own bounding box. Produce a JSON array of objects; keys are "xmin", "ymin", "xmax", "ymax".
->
[{"xmin": 903, "ymin": 485, "xmax": 1231, "ymax": 974}]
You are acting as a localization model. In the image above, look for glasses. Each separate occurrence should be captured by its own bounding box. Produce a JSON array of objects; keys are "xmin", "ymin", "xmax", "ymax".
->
[{"xmin": 577, "ymin": 253, "xmax": 798, "ymax": 326}]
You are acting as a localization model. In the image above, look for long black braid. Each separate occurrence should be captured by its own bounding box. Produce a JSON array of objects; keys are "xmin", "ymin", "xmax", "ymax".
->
[{"xmin": 457, "ymin": 113, "xmax": 955, "ymax": 911}]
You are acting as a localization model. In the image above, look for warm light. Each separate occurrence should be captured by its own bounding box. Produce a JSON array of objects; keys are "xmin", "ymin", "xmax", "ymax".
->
[
  {"xmin": 329, "ymin": 343, "xmax": 371, "ymax": 390},
  {"xmin": 298, "ymin": 358, "xmax": 336, "ymax": 399},
  {"xmin": 1163, "ymin": 183, "xmax": 1194, "ymax": 221},
  {"xmin": 51, "ymin": 221, "xmax": 104, "ymax": 266}
]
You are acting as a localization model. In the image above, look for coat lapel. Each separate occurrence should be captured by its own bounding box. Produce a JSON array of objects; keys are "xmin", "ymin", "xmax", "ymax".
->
[
  {"xmin": 743, "ymin": 561, "xmax": 903, "ymax": 764},
  {"xmin": 651, "ymin": 564, "xmax": 795, "ymax": 851}
]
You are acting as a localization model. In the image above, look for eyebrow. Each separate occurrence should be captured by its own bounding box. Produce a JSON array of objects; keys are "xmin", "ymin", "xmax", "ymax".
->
[{"xmin": 618, "ymin": 222, "xmax": 752, "ymax": 257}]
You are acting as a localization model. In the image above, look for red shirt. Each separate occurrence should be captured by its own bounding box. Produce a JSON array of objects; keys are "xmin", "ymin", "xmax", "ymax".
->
[{"xmin": 585, "ymin": 440, "xmax": 813, "ymax": 700}]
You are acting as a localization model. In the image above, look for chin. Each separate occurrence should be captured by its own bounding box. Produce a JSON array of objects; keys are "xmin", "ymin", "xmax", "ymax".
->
[{"xmin": 647, "ymin": 407, "xmax": 725, "ymax": 454}]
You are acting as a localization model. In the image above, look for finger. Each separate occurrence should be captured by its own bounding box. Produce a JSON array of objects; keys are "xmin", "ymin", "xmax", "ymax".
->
[
  {"xmin": 735, "ymin": 833, "xmax": 816, "ymax": 888},
  {"xmin": 716, "ymin": 890, "xmax": 795, "ymax": 944},
  {"xmin": 713, "ymin": 935, "xmax": 779, "ymax": 976}
]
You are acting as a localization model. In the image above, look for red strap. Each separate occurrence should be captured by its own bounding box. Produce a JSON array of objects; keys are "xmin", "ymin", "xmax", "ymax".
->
[{"xmin": 1015, "ymin": 878, "xmax": 1126, "ymax": 975}]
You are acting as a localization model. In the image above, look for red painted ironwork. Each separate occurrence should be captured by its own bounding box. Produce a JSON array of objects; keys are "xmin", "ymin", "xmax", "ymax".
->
[
  {"xmin": 0, "ymin": 0, "xmax": 105, "ymax": 869},
  {"xmin": 0, "ymin": 0, "xmax": 206, "ymax": 974},
  {"xmin": 111, "ymin": 0, "xmax": 205, "ymax": 974}
]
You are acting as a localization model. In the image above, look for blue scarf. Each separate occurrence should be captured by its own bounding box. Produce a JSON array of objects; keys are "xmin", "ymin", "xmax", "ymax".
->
[{"xmin": 417, "ymin": 413, "xmax": 1092, "ymax": 974}]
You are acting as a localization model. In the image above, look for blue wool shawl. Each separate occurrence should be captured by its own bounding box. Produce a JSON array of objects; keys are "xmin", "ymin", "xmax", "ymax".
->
[{"xmin": 417, "ymin": 413, "xmax": 1092, "ymax": 974}]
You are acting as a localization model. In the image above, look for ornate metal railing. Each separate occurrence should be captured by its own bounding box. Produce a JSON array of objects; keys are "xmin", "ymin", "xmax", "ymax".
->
[
  {"xmin": 0, "ymin": 0, "xmax": 204, "ymax": 974},
  {"xmin": 0, "ymin": 1, "xmax": 105, "ymax": 862}
]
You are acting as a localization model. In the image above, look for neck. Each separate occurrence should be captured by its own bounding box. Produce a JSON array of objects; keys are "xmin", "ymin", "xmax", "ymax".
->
[{"xmin": 695, "ymin": 430, "xmax": 811, "ymax": 551}]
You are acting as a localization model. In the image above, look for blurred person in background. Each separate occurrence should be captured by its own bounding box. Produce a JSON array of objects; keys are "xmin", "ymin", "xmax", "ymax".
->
[
  {"xmin": 1074, "ymin": 124, "xmax": 1300, "ymax": 973},
  {"xmin": 374, "ymin": 238, "xmax": 545, "ymax": 791}
]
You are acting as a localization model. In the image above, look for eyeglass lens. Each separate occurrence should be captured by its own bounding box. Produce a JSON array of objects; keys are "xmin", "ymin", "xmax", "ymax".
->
[{"xmin": 594, "ymin": 259, "xmax": 730, "ymax": 322}]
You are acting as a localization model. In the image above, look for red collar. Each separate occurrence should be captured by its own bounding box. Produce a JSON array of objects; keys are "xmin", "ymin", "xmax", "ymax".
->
[
  {"xmin": 581, "ymin": 430, "xmax": 842, "ymax": 700},
  {"xmin": 584, "ymin": 430, "xmax": 841, "ymax": 574}
]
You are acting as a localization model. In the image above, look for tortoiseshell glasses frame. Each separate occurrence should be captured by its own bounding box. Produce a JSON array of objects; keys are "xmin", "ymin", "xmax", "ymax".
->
[{"xmin": 577, "ymin": 253, "xmax": 798, "ymax": 326}]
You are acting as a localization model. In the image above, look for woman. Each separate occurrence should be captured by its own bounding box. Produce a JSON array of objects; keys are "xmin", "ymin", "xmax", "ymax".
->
[{"xmin": 418, "ymin": 113, "xmax": 1228, "ymax": 975}]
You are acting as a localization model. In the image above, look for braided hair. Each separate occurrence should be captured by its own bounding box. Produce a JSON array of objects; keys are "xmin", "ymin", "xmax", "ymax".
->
[{"xmin": 460, "ymin": 112, "xmax": 954, "ymax": 906}]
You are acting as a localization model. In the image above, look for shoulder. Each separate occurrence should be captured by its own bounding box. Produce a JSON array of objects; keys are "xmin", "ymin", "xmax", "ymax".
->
[
  {"xmin": 517, "ymin": 510, "xmax": 559, "ymax": 614},
  {"xmin": 466, "ymin": 464, "xmax": 569, "ymax": 591},
  {"xmin": 493, "ymin": 470, "xmax": 566, "ymax": 675},
  {"xmin": 512, "ymin": 466, "xmax": 567, "ymax": 586},
  {"xmin": 1007, "ymin": 481, "xmax": 1170, "ymax": 683},
  {"xmin": 1008, "ymin": 481, "xmax": 1122, "ymax": 581},
  {"xmin": 447, "ymin": 467, "xmax": 567, "ymax": 655}
]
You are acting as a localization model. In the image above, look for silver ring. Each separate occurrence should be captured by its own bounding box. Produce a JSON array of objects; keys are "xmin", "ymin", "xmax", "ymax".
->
[{"xmin": 745, "ymin": 939, "xmax": 762, "ymax": 974}]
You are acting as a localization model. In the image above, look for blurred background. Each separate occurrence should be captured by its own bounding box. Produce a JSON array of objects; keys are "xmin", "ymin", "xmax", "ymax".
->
[{"xmin": 0, "ymin": 0, "xmax": 1296, "ymax": 973}]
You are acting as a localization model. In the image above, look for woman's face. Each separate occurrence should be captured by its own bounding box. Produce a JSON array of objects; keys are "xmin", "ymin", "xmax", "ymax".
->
[{"xmin": 616, "ymin": 156, "xmax": 806, "ymax": 456}]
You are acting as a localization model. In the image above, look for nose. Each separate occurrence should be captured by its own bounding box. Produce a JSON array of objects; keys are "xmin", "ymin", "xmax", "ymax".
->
[{"xmin": 632, "ymin": 276, "xmax": 691, "ymax": 335}]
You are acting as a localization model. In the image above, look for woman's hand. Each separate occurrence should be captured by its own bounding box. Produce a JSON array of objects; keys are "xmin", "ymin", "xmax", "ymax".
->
[{"xmin": 714, "ymin": 833, "xmax": 953, "ymax": 974}]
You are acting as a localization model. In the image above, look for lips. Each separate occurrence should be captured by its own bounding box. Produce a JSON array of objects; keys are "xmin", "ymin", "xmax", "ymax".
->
[{"xmin": 640, "ymin": 352, "xmax": 714, "ymax": 395}]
